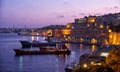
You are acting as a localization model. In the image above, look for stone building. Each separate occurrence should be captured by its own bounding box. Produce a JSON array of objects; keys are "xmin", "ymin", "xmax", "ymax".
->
[{"xmin": 61, "ymin": 16, "xmax": 110, "ymax": 45}]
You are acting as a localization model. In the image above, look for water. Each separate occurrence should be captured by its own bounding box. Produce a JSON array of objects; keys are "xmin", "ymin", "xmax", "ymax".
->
[{"xmin": 0, "ymin": 34, "xmax": 98, "ymax": 72}]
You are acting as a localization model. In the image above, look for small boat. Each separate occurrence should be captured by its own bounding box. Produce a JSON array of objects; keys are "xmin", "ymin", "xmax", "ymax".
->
[
  {"xmin": 65, "ymin": 61, "xmax": 78, "ymax": 72},
  {"xmin": 14, "ymin": 44, "xmax": 71, "ymax": 55},
  {"xmin": 20, "ymin": 40, "xmax": 56, "ymax": 47}
]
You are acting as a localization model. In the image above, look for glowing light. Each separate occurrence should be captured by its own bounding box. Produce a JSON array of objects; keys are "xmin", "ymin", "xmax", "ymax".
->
[
  {"xmin": 91, "ymin": 38, "xmax": 97, "ymax": 44},
  {"xmin": 100, "ymin": 24, "xmax": 104, "ymax": 28},
  {"xmin": 109, "ymin": 32, "xmax": 120, "ymax": 45},
  {"xmin": 91, "ymin": 61, "xmax": 94, "ymax": 65},
  {"xmin": 108, "ymin": 29, "xmax": 112, "ymax": 32},
  {"xmin": 106, "ymin": 26, "xmax": 109, "ymax": 29},
  {"xmin": 93, "ymin": 62, "xmax": 102, "ymax": 66},
  {"xmin": 62, "ymin": 29, "xmax": 71, "ymax": 35},
  {"xmin": 66, "ymin": 23, "xmax": 71, "ymax": 28},
  {"xmin": 80, "ymin": 44, "xmax": 83, "ymax": 53},
  {"xmin": 37, "ymin": 33, "xmax": 39, "ymax": 35},
  {"xmin": 80, "ymin": 38, "xmax": 83, "ymax": 42},
  {"xmin": 83, "ymin": 64, "xmax": 87, "ymax": 68},
  {"xmin": 100, "ymin": 52, "xmax": 109, "ymax": 57},
  {"xmin": 68, "ymin": 36, "xmax": 71, "ymax": 40},
  {"xmin": 31, "ymin": 36, "xmax": 35, "ymax": 41},
  {"xmin": 47, "ymin": 29, "xmax": 52, "ymax": 36},
  {"xmin": 87, "ymin": 24, "xmax": 90, "ymax": 27},
  {"xmin": 94, "ymin": 23, "xmax": 97, "ymax": 26},
  {"xmin": 91, "ymin": 45, "xmax": 96, "ymax": 53},
  {"xmin": 104, "ymin": 39, "xmax": 109, "ymax": 45},
  {"xmin": 88, "ymin": 17, "xmax": 95, "ymax": 22}
]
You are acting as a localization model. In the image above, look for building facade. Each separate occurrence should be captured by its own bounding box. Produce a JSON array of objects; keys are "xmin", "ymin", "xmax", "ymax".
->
[{"xmin": 61, "ymin": 16, "xmax": 110, "ymax": 45}]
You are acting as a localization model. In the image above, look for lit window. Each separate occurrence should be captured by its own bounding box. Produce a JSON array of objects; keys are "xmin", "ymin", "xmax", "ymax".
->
[
  {"xmin": 88, "ymin": 17, "xmax": 95, "ymax": 22},
  {"xmin": 108, "ymin": 29, "xmax": 112, "ymax": 32},
  {"xmin": 87, "ymin": 24, "xmax": 90, "ymax": 27},
  {"xmin": 62, "ymin": 29, "xmax": 71, "ymax": 35},
  {"xmin": 91, "ymin": 38, "xmax": 97, "ymax": 44},
  {"xmin": 100, "ymin": 24, "xmax": 103, "ymax": 28},
  {"xmin": 66, "ymin": 23, "xmax": 71, "ymax": 28}
]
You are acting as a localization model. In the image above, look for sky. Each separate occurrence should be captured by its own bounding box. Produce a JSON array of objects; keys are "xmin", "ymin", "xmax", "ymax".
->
[{"xmin": 0, "ymin": 0, "xmax": 120, "ymax": 28}]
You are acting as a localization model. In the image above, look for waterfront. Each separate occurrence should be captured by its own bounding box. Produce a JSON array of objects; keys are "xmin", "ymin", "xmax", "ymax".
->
[{"xmin": 0, "ymin": 34, "xmax": 99, "ymax": 72}]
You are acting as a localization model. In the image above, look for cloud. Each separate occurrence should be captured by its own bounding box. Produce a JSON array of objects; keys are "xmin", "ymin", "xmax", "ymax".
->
[
  {"xmin": 114, "ymin": 6, "xmax": 119, "ymax": 9},
  {"xmin": 71, "ymin": 15, "xmax": 77, "ymax": 18},
  {"xmin": 79, "ymin": 13, "xmax": 85, "ymax": 16},
  {"xmin": 63, "ymin": 1, "xmax": 72, "ymax": 6},
  {"xmin": 56, "ymin": 15, "xmax": 65, "ymax": 19},
  {"xmin": 63, "ymin": 2, "xmax": 69, "ymax": 4},
  {"xmin": 95, "ymin": 13, "xmax": 102, "ymax": 16},
  {"xmin": 63, "ymin": 2, "xmax": 71, "ymax": 5},
  {"xmin": 105, "ymin": 6, "xmax": 119, "ymax": 10},
  {"xmin": 78, "ymin": 13, "xmax": 103, "ymax": 17}
]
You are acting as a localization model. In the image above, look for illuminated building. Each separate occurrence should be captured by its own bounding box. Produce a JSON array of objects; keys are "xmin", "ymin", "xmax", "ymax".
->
[
  {"xmin": 109, "ymin": 32, "xmax": 120, "ymax": 45},
  {"xmin": 61, "ymin": 16, "xmax": 110, "ymax": 45},
  {"xmin": 39, "ymin": 13, "xmax": 120, "ymax": 46},
  {"xmin": 61, "ymin": 29, "xmax": 71, "ymax": 35}
]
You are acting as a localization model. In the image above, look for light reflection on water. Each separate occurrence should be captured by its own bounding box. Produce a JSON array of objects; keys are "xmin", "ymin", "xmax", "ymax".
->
[
  {"xmin": 80, "ymin": 44, "xmax": 83, "ymax": 53},
  {"xmin": 19, "ymin": 56, "xmax": 23, "ymax": 72},
  {"xmin": 0, "ymin": 34, "xmax": 99, "ymax": 72},
  {"xmin": 91, "ymin": 45, "xmax": 97, "ymax": 54}
]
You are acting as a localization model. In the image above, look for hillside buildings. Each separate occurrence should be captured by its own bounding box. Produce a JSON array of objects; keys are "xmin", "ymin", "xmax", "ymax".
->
[
  {"xmin": 39, "ymin": 13, "xmax": 120, "ymax": 45},
  {"xmin": 60, "ymin": 16, "xmax": 110, "ymax": 45},
  {"xmin": 1, "ymin": 13, "xmax": 120, "ymax": 45}
]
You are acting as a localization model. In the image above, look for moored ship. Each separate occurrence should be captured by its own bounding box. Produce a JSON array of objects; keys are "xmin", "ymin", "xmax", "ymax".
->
[
  {"xmin": 20, "ymin": 40, "xmax": 56, "ymax": 47},
  {"xmin": 14, "ymin": 44, "xmax": 71, "ymax": 55}
]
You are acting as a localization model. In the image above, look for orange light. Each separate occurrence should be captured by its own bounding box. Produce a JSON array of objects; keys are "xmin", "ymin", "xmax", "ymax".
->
[
  {"xmin": 92, "ymin": 45, "xmax": 96, "ymax": 52},
  {"xmin": 109, "ymin": 32, "xmax": 120, "ymax": 45},
  {"xmin": 80, "ymin": 38, "xmax": 83, "ymax": 42},
  {"xmin": 108, "ymin": 29, "xmax": 112, "ymax": 32},
  {"xmin": 87, "ymin": 24, "xmax": 90, "ymax": 27},
  {"xmin": 88, "ymin": 17, "xmax": 95, "ymax": 22},
  {"xmin": 91, "ymin": 38, "xmax": 97, "ymax": 44},
  {"xmin": 66, "ymin": 23, "xmax": 72, "ymax": 28},
  {"xmin": 47, "ymin": 30, "xmax": 52, "ymax": 36},
  {"xmin": 91, "ymin": 61, "xmax": 94, "ymax": 65},
  {"xmin": 83, "ymin": 64, "xmax": 87, "ymax": 68},
  {"xmin": 100, "ymin": 24, "xmax": 103, "ymax": 28},
  {"xmin": 62, "ymin": 29, "xmax": 71, "ymax": 35}
]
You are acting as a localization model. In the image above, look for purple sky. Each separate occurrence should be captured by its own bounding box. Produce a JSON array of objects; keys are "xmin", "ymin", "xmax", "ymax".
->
[{"xmin": 0, "ymin": 0, "xmax": 120, "ymax": 28}]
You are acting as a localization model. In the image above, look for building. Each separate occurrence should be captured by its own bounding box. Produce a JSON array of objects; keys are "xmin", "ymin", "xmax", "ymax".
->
[{"xmin": 61, "ymin": 16, "xmax": 110, "ymax": 45}]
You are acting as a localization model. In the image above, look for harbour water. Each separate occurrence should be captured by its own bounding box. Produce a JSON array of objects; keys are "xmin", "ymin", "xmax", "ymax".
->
[{"xmin": 0, "ymin": 34, "xmax": 99, "ymax": 72}]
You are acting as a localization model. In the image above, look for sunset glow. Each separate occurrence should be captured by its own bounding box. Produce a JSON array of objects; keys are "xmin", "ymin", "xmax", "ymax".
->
[{"xmin": 0, "ymin": 0, "xmax": 120, "ymax": 28}]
